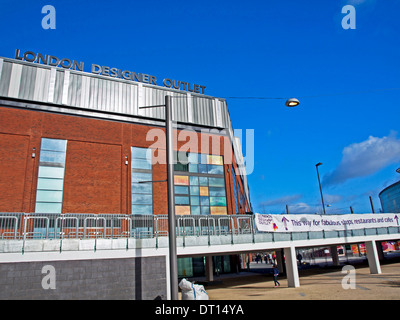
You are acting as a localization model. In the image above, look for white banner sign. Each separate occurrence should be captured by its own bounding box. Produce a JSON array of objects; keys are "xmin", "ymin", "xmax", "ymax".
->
[{"xmin": 254, "ymin": 213, "xmax": 400, "ymax": 233}]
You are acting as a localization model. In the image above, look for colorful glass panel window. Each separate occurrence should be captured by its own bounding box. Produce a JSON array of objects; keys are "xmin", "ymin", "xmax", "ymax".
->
[
  {"xmin": 210, "ymin": 197, "xmax": 227, "ymax": 206},
  {"xmin": 174, "ymin": 152, "xmax": 227, "ymax": 216},
  {"xmin": 207, "ymin": 155, "xmax": 223, "ymax": 165},
  {"xmin": 174, "ymin": 175, "xmax": 189, "ymax": 185},
  {"xmin": 175, "ymin": 206, "xmax": 191, "ymax": 215},
  {"xmin": 199, "ymin": 187, "xmax": 209, "ymax": 196},
  {"xmin": 210, "ymin": 206, "xmax": 227, "ymax": 215}
]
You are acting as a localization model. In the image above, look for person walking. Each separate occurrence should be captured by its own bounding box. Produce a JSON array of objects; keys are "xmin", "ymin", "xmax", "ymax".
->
[
  {"xmin": 297, "ymin": 253, "xmax": 303, "ymax": 266},
  {"xmin": 273, "ymin": 265, "xmax": 280, "ymax": 287}
]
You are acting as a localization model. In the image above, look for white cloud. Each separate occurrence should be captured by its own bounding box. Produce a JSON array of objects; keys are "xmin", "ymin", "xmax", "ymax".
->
[
  {"xmin": 348, "ymin": 0, "xmax": 367, "ymax": 4},
  {"xmin": 324, "ymin": 194, "xmax": 343, "ymax": 204},
  {"xmin": 259, "ymin": 194, "xmax": 303, "ymax": 207},
  {"xmin": 288, "ymin": 203, "xmax": 318, "ymax": 214},
  {"xmin": 344, "ymin": 0, "xmax": 376, "ymax": 5},
  {"xmin": 323, "ymin": 132, "xmax": 400, "ymax": 186}
]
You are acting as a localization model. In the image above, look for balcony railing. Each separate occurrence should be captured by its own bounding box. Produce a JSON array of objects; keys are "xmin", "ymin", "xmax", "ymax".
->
[
  {"xmin": 0, "ymin": 213, "xmax": 399, "ymax": 253},
  {"xmin": 0, "ymin": 212, "xmax": 254, "ymax": 241}
]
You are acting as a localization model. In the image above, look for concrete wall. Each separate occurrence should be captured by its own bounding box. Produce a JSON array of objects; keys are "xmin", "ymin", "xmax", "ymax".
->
[{"xmin": 0, "ymin": 255, "xmax": 166, "ymax": 300}]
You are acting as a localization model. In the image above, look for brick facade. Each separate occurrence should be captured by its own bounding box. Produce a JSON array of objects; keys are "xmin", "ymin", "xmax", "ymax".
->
[{"xmin": 0, "ymin": 106, "xmax": 251, "ymax": 215}]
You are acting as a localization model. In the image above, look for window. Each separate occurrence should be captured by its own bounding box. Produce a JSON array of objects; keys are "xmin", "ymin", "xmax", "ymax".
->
[
  {"xmin": 174, "ymin": 152, "xmax": 227, "ymax": 215},
  {"xmin": 232, "ymin": 167, "xmax": 239, "ymax": 214},
  {"xmin": 131, "ymin": 147, "xmax": 153, "ymax": 215},
  {"xmin": 35, "ymin": 138, "xmax": 67, "ymax": 213}
]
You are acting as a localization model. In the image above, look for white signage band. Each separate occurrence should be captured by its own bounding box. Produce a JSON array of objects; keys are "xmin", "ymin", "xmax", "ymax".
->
[{"xmin": 255, "ymin": 213, "xmax": 400, "ymax": 233}]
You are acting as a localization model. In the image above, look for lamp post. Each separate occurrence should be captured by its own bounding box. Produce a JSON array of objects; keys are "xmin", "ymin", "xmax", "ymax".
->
[
  {"xmin": 165, "ymin": 95, "xmax": 178, "ymax": 300},
  {"xmin": 139, "ymin": 95, "xmax": 178, "ymax": 300},
  {"xmin": 315, "ymin": 162, "xmax": 326, "ymax": 215},
  {"xmin": 140, "ymin": 95, "xmax": 300, "ymax": 300}
]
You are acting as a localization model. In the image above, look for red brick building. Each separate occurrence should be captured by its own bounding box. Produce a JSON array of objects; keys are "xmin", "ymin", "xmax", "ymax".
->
[
  {"xmin": 0, "ymin": 106, "xmax": 251, "ymax": 216},
  {"xmin": 0, "ymin": 54, "xmax": 252, "ymax": 276},
  {"xmin": 0, "ymin": 55, "xmax": 252, "ymax": 217}
]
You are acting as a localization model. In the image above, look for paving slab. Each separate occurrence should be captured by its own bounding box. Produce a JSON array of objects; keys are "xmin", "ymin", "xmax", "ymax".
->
[{"xmin": 203, "ymin": 262, "xmax": 400, "ymax": 300}]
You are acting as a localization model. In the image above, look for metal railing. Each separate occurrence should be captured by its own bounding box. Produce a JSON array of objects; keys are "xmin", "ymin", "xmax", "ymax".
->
[
  {"xmin": 0, "ymin": 213, "xmax": 254, "ymax": 241},
  {"xmin": 0, "ymin": 213, "xmax": 399, "ymax": 247}
]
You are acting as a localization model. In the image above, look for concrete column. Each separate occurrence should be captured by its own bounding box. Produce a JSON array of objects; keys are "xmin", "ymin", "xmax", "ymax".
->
[
  {"xmin": 330, "ymin": 245, "xmax": 340, "ymax": 266},
  {"xmin": 275, "ymin": 249, "xmax": 284, "ymax": 274},
  {"xmin": 365, "ymin": 240, "xmax": 382, "ymax": 274},
  {"xmin": 376, "ymin": 241, "xmax": 385, "ymax": 261},
  {"xmin": 284, "ymin": 246, "xmax": 300, "ymax": 288},
  {"xmin": 205, "ymin": 256, "xmax": 214, "ymax": 282}
]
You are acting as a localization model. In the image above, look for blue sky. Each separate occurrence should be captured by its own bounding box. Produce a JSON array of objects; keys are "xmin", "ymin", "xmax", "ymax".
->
[{"xmin": 1, "ymin": 0, "xmax": 399, "ymax": 214}]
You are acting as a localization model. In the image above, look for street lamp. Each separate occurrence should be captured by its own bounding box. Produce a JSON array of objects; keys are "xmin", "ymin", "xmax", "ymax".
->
[
  {"xmin": 139, "ymin": 95, "xmax": 178, "ymax": 300},
  {"xmin": 285, "ymin": 98, "xmax": 300, "ymax": 107},
  {"xmin": 140, "ymin": 94, "xmax": 300, "ymax": 300},
  {"xmin": 315, "ymin": 162, "xmax": 326, "ymax": 215}
]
